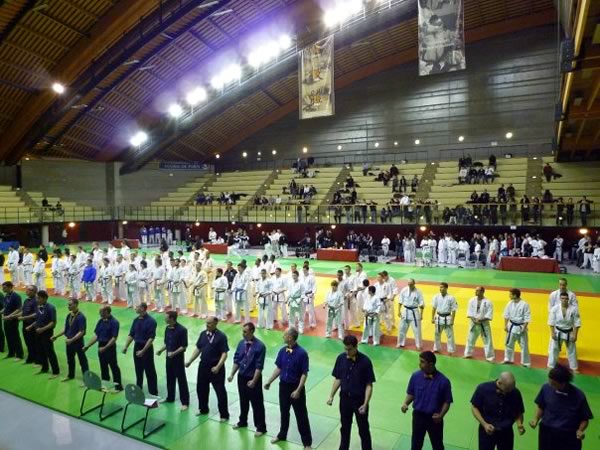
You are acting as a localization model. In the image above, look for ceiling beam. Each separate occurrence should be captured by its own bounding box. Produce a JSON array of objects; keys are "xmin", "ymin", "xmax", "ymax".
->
[
  {"xmin": 37, "ymin": 11, "xmax": 90, "ymax": 37},
  {"xmin": 586, "ymin": 76, "xmax": 600, "ymax": 110},
  {"xmin": 0, "ymin": 77, "xmax": 36, "ymax": 93},
  {"xmin": 0, "ymin": 0, "xmax": 37, "ymax": 44},
  {"xmin": 57, "ymin": 0, "xmax": 99, "ymax": 21},
  {"xmin": 17, "ymin": 23, "xmax": 71, "ymax": 51}
]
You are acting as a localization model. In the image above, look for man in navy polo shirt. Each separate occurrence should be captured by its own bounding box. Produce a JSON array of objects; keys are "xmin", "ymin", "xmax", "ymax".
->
[
  {"xmin": 123, "ymin": 302, "xmax": 158, "ymax": 395},
  {"xmin": 27, "ymin": 290, "xmax": 59, "ymax": 377},
  {"xmin": 157, "ymin": 311, "xmax": 189, "ymax": 411},
  {"xmin": 530, "ymin": 363, "xmax": 593, "ymax": 450},
  {"xmin": 83, "ymin": 306, "xmax": 122, "ymax": 391},
  {"xmin": 18, "ymin": 285, "xmax": 39, "ymax": 364},
  {"xmin": 186, "ymin": 316, "xmax": 229, "ymax": 420},
  {"xmin": 471, "ymin": 372, "xmax": 526, "ymax": 450},
  {"xmin": 52, "ymin": 298, "xmax": 89, "ymax": 382},
  {"xmin": 327, "ymin": 335, "xmax": 375, "ymax": 450},
  {"xmin": 227, "ymin": 322, "xmax": 267, "ymax": 437},
  {"xmin": 0, "ymin": 290, "xmax": 5, "ymax": 353},
  {"xmin": 265, "ymin": 327, "xmax": 312, "ymax": 450},
  {"xmin": 2, "ymin": 281, "xmax": 24, "ymax": 359},
  {"xmin": 401, "ymin": 350, "xmax": 453, "ymax": 450}
]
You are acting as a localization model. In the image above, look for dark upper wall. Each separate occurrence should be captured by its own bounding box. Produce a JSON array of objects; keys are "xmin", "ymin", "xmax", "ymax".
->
[{"xmin": 224, "ymin": 25, "xmax": 558, "ymax": 169}]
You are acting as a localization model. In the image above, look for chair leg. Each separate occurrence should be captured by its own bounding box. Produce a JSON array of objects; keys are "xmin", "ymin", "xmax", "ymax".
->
[
  {"xmin": 142, "ymin": 407, "xmax": 166, "ymax": 439},
  {"xmin": 99, "ymin": 391, "xmax": 123, "ymax": 421},
  {"xmin": 121, "ymin": 403, "xmax": 145, "ymax": 434},
  {"xmin": 79, "ymin": 388, "xmax": 103, "ymax": 417}
]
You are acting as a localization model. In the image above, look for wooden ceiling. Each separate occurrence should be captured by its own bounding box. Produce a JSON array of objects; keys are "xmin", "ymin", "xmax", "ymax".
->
[
  {"xmin": 0, "ymin": 0, "xmax": 558, "ymax": 168},
  {"xmin": 558, "ymin": 0, "xmax": 600, "ymax": 158}
]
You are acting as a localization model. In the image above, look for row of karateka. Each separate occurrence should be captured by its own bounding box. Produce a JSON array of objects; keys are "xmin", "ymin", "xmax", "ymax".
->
[{"xmin": 369, "ymin": 278, "xmax": 582, "ymax": 372}]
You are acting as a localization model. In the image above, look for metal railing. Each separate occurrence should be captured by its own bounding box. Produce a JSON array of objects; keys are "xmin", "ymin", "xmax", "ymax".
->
[{"xmin": 0, "ymin": 203, "xmax": 596, "ymax": 227}]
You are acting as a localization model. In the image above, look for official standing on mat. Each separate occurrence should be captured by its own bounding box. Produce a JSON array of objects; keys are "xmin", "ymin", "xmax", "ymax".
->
[
  {"xmin": 464, "ymin": 286, "xmax": 495, "ymax": 361},
  {"xmin": 471, "ymin": 372, "xmax": 526, "ymax": 450},
  {"xmin": 122, "ymin": 303, "xmax": 158, "ymax": 395},
  {"xmin": 401, "ymin": 351, "xmax": 453, "ymax": 450},
  {"xmin": 18, "ymin": 285, "xmax": 38, "ymax": 364},
  {"xmin": 27, "ymin": 290, "xmax": 59, "ymax": 377},
  {"xmin": 228, "ymin": 322, "xmax": 267, "ymax": 437},
  {"xmin": 265, "ymin": 327, "xmax": 312, "ymax": 450},
  {"xmin": 157, "ymin": 311, "xmax": 189, "ymax": 411},
  {"xmin": 327, "ymin": 335, "xmax": 375, "ymax": 450},
  {"xmin": 83, "ymin": 306, "xmax": 122, "ymax": 391},
  {"xmin": 52, "ymin": 298, "xmax": 89, "ymax": 382},
  {"xmin": 2, "ymin": 281, "xmax": 24, "ymax": 359},
  {"xmin": 530, "ymin": 364, "xmax": 593, "ymax": 450},
  {"xmin": 547, "ymin": 291, "xmax": 581, "ymax": 373},
  {"xmin": 186, "ymin": 316, "xmax": 229, "ymax": 421}
]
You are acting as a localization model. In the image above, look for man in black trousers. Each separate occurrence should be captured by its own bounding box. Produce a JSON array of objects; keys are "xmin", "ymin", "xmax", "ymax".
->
[
  {"xmin": 401, "ymin": 351, "xmax": 453, "ymax": 450},
  {"xmin": 27, "ymin": 290, "xmax": 59, "ymax": 378},
  {"xmin": 157, "ymin": 311, "xmax": 189, "ymax": 411},
  {"xmin": 0, "ymin": 290, "xmax": 5, "ymax": 353},
  {"xmin": 83, "ymin": 306, "xmax": 122, "ymax": 391},
  {"xmin": 228, "ymin": 322, "xmax": 267, "ymax": 437},
  {"xmin": 265, "ymin": 327, "xmax": 312, "ymax": 450},
  {"xmin": 327, "ymin": 335, "xmax": 375, "ymax": 450},
  {"xmin": 18, "ymin": 285, "xmax": 39, "ymax": 364},
  {"xmin": 186, "ymin": 316, "xmax": 229, "ymax": 421},
  {"xmin": 2, "ymin": 281, "xmax": 24, "ymax": 359},
  {"xmin": 123, "ymin": 303, "xmax": 158, "ymax": 395},
  {"xmin": 52, "ymin": 298, "xmax": 89, "ymax": 382}
]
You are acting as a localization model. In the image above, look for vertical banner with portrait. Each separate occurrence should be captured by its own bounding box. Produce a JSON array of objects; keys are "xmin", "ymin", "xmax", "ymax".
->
[
  {"xmin": 299, "ymin": 36, "xmax": 335, "ymax": 119},
  {"xmin": 418, "ymin": 0, "xmax": 466, "ymax": 76}
]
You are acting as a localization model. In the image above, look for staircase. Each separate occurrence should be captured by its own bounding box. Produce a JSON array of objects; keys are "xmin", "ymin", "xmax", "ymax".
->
[
  {"xmin": 526, "ymin": 157, "xmax": 543, "ymax": 198},
  {"xmin": 416, "ymin": 162, "xmax": 437, "ymax": 201}
]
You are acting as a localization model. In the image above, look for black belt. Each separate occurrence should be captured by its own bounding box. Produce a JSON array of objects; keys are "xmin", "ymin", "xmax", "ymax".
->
[
  {"xmin": 556, "ymin": 326, "xmax": 573, "ymax": 347},
  {"xmin": 506, "ymin": 321, "xmax": 524, "ymax": 345},
  {"xmin": 437, "ymin": 313, "xmax": 451, "ymax": 332},
  {"xmin": 404, "ymin": 306, "xmax": 418, "ymax": 327}
]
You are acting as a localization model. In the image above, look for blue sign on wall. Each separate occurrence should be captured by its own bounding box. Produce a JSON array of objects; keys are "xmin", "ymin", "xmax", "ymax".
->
[{"xmin": 159, "ymin": 162, "xmax": 210, "ymax": 171}]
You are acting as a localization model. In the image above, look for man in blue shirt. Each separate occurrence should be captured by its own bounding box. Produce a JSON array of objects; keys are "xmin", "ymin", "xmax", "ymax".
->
[
  {"xmin": 327, "ymin": 335, "xmax": 375, "ymax": 450},
  {"xmin": 471, "ymin": 372, "xmax": 526, "ymax": 450},
  {"xmin": 185, "ymin": 316, "xmax": 229, "ymax": 420},
  {"xmin": 530, "ymin": 363, "xmax": 593, "ymax": 450},
  {"xmin": 18, "ymin": 285, "xmax": 39, "ymax": 364},
  {"xmin": 52, "ymin": 298, "xmax": 89, "ymax": 381},
  {"xmin": 26, "ymin": 290, "xmax": 59, "ymax": 377},
  {"xmin": 401, "ymin": 351, "xmax": 453, "ymax": 450},
  {"xmin": 2, "ymin": 281, "xmax": 24, "ymax": 359},
  {"xmin": 265, "ymin": 327, "xmax": 312, "ymax": 449},
  {"xmin": 0, "ymin": 291, "xmax": 5, "ymax": 353},
  {"xmin": 81, "ymin": 259, "xmax": 97, "ymax": 302},
  {"xmin": 157, "ymin": 311, "xmax": 189, "ymax": 410},
  {"xmin": 123, "ymin": 303, "xmax": 158, "ymax": 395},
  {"xmin": 227, "ymin": 322, "xmax": 267, "ymax": 436},
  {"xmin": 83, "ymin": 306, "xmax": 122, "ymax": 391}
]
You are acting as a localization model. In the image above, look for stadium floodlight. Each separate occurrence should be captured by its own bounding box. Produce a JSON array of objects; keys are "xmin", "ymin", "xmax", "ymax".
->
[
  {"xmin": 505, "ymin": 132, "xmax": 513, "ymax": 139},
  {"xmin": 215, "ymin": 153, "xmax": 220, "ymax": 159},
  {"xmin": 186, "ymin": 87, "xmax": 207, "ymax": 106},
  {"xmin": 337, "ymin": 145, "xmax": 343, "ymax": 150},
  {"xmin": 168, "ymin": 103, "xmax": 183, "ymax": 118},
  {"xmin": 223, "ymin": 64, "xmax": 242, "ymax": 84},
  {"xmin": 242, "ymin": 151, "xmax": 247, "ymax": 158},
  {"xmin": 374, "ymin": 142, "xmax": 380, "ymax": 148},
  {"xmin": 458, "ymin": 135, "xmax": 465, "ymax": 142},
  {"xmin": 414, "ymin": 139, "xmax": 420, "ymax": 145},
  {"xmin": 211, "ymin": 75, "xmax": 225, "ymax": 90},
  {"xmin": 272, "ymin": 149, "xmax": 277, "ymax": 155},
  {"xmin": 52, "ymin": 82, "xmax": 66, "ymax": 94},
  {"xmin": 129, "ymin": 131, "xmax": 148, "ymax": 147},
  {"xmin": 278, "ymin": 34, "xmax": 292, "ymax": 50},
  {"xmin": 248, "ymin": 51, "xmax": 264, "ymax": 68}
]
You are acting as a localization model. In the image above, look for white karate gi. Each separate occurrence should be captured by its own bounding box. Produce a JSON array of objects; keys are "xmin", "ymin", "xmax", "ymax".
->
[
  {"xmin": 255, "ymin": 277, "xmax": 273, "ymax": 329},
  {"xmin": 464, "ymin": 296, "xmax": 495, "ymax": 361},
  {"xmin": 271, "ymin": 275, "xmax": 288, "ymax": 323},
  {"xmin": 99, "ymin": 265, "xmax": 114, "ymax": 304},
  {"xmin": 232, "ymin": 269, "xmax": 251, "ymax": 323},
  {"xmin": 362, "ymin": 294, "xmax": 382, "ymax": 345},
  {"xmin": 503, "ymin": 300, "xmax": 531, "ymax": 367},
  {"xmin": 212, "ymin": 276, "xmax": 228, "ymax": 320},
  {"xmin": 287, "ymin": 280, "xmax": 304, "ymax": 333},
  {"xmin": 432, "ymin": 293, "xmax": 458, "ymax": 353},
  {"xmin": 301, "ymin": 272, "xmax": 317, "ymax": 329},
  {"xmin": 397, "ymin": 286, "xmax": 425, "ymax": 348},
  {"xmin": 152, "ymin": 266, "xmax": 166, "ymax": 311},
  {"xmin": 547, "ymin": 304, "xmax": 581, "ymax": 370},
  {"xmin": 325, "ymin": 289, "xmax": 344, "ymax": 339}
]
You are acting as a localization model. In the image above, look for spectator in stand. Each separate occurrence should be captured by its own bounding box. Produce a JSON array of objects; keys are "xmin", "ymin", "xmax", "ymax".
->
[
  {"xmin": 507, "ymin": 183, "xmax": 516, "ymax": 198},
  {"xmin": 555, "ymin": 197, "xmax": 565, "ymax": 225},
  {"xmin": 484, "ymin": 166, "xmax": 495, "ymax": 183},
  {"xmin": 458, "ymin": 167, "xmax": 468, "ymax": 184},
  {"xmin": 400, "ymin": 175, "xmax": 407, "ymax": 192},
  {"xmin": 543, "ymin": 163, "xmax": 561, "ymax": 182},
  {"xmin": 520, "ymin": 196, "xmax": 531, "ymax": 223},
  {"xmin": 542, "ymin": 189, "xmax": 553, "ymax": 205},
  {"xmin": 345, "ymin": 175, "xmax": 355, "ymax": 189},
  {"xmin": 566, "ymin": 198, "xmax": 575, "ymax": 226},
  {"xmin": 489, "ymin": 153, "xmax": 496, "ymax": 170},
  {"xmin": 411, "ymin": 175, "xmax": 419, "ymax": 193},
  {"xmin": 578, "ymin": 196, "xmax": 593, "ymax": 226}
]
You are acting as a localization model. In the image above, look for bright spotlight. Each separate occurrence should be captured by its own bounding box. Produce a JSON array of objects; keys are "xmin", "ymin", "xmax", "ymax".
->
[
  {"xmin": 302, "ymin": 147, "xmax": 308, "ymax": 153},
  {"xmin": 211, "ymin": 75, "xmax": 224, "ymax": 90},
  {"xmin": 122, "ymin": 221, "xmax": 128, "ymax": 225},
  {"xmin": 374, "ymin": 142, "xmax": 380, "ymax": 148},
  {"xmin": 506, "ymin": 132, "xmax": 513, "ymax": 139},
  {"xmin": 248, "ymin": 51, "xmax": 264, "ymax": 68},
  {"xmin": 414, "ymin": 139, "xmax": 420, "ymax": 145},
  {"xmin": 168, "ymin": 103, "xmax": 183, "ymax": 118},
  {"xmin": 52, "ymin": 82, "xmax": 65, "ymax": 94},
  {"xmin": 394, "ymin": 141, "xmax": 398, "ymax": 146},
  {"xmin": 337, "ymin": 145, "xmax": 342, "ymax": 150},
  {"xmin": 458, "ymin": 136, "xmax": 465, "ymax": 142},
  {"xmin": 186, "ymin": 87, "xmax": 207, "ymax": 106},
  {"xmin": 278, "ymin": 34, "xmax": 292, "ymax": 50},
  {"xmin": 215, "ymin": 154, "xmax": 220, "ymax": 159},
  {"xmin": 68, "ymin": 222, "xmax": 75, "ymax": 228},
  {"xmin": 223, "ymin": 64, "xmax": 241, "ymax": 84},
  {"xmin": 129, "ymin": 131, "xmax": 148, "ymax": 147},
  {"xmin": 242, "ymin": 152, "xmax": 248, "ymax": 158},
  {"xmin": 272, "ymin": 149, "xmax": 277, "ymax": 155}
]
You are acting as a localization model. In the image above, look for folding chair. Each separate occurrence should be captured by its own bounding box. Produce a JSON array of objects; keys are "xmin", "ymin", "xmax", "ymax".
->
[
  {"xmin": 121, "ymin": 384, "xmax": 165, "ymax": 439},
  {"xmin": 79, "ymin": 371, "xmax": 123, "ymax": 421}
]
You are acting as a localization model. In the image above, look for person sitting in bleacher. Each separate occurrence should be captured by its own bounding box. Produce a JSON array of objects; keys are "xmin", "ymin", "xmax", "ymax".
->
[
  {"xmin": 484, "ymin": 165, "xmax": 495, "ymax": 183},
  {"xmin": 411, "ymin": 175, "xmax": 419, "ymax": 192},
  {"xmin": 41, "ymin": 197, "xmax": 50, "ymax": 209},
  {"xmin": 543, "ymin": 163, "xmax": 561, "ymax": 182}
]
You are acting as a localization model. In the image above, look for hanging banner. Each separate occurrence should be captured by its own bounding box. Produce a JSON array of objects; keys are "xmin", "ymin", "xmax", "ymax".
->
[
  {"xmin": 418, "ymin": 0, "xmax": 466, "ymax": 76},
  {"xmin": 299, "ymin": 35, "xmax": 335, "ymax": 119},
  {"xmin": 159, "ymin": 162, "xmax": 210, "ymax": 171}
]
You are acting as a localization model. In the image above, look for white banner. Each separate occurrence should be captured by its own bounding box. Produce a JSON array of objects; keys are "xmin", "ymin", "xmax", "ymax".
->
[
  {"xmin": 418, "ymin": 0, "xmax": 466, "ymax": 76},
  {"xmin": 299, "ymin": 35, "xmax": 335, "ymax": 119}
]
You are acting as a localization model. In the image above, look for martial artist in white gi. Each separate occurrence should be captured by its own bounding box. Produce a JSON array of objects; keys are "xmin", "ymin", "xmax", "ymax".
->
[
  {"xmin": 431, "ymin": 282, "xmax": 458, "ymax": 354},
  {"xmin": 255, "ymin": 269, "xmax": 273, "ymax": 329},
  {"xmin": 397, "ymin": 279, "xmax": 425, "ymax": 349},
  {"xmin": 447, "ymin": 236, "xmax": 458, "ymax": 265},
  {"xmin": 152, "ymin": 258, "xmax": 166, "ymax": 312},
  {"xmin": 232, "ymin": 261, "xmax": 251, "ymax": 324},
  {"xmin": 350, "ymin": 263, "xmax": 367, "ymax": 328},
  {"xmin": 167, "ymin": 259, "xmax": 186, "ymax": 314},
  {"xmin": 547, "ymin": 278, "xmax": 578, "ymax": 314},
  {"xmin": 192, "ymin": 262, "xmax": 208, "ymax": 318},
  {"xmin": 287, "ymin": 270, "xmax": 305, "ymax": 333},
  {"xmin": 552, "ymin": 235, "xmax": 564, "ymax": 262},
  {"xmin": 324, "ymin": 279, "xmax": 344, "ymax": 339},
  {"xmin": 22, "ymin": 248, "xmax": 34, "ymax": 286},
  {"xmin": 98, "ymin": 258, "xmax": 114, "ymax": 305},
  {"xmin": 137, "ymin": 260, "xmax": 151, "ymax": 305},
  {"xmin": 271, "ymin": 267, "xmax": 288, "ymax": 324},
  {"xmin": 503, "ymin": 288, "xmax": 531, "ymax": 367},
  {"xmin": 67, "ymin": 255, "xmax": 81, "ymax": 300},
  {"xmin": 7, "ymin": 246, "xmax": 19, "ymax": 285},
  {"xmin": 547, "ymin": 291, "xmax": 581, "ymax": 372},
  {"xmin": 33, "ymin": 255, "xmax": 46, "ymax": 291},
  {"xmin": 124, "ymin": 264, "xmax": 139, "ymax": 308},
  {"xmin": 51, "ymin": 250, "xmax": 65, "ymax": 295},
  {"xmin": 361, "ymin": 286, "xmax": 382, "ymax": 345},
  {"xmin": 383, "ymin": 271, "xmax": 397, "ymax": 332},
  {"xmin": 212, "ymin": 268, "xmax": 228, "ymax": 320},
  {"xmin": 381, "ymin": 235, "xmax": 391, "ymax": 258},
  {"xmin": 464, "ymin": 286, "xmax": 495, "ymax": 361},
  {"xmin": 112, "ymin": 255, "xmax": 127, "ymax": 301},
  {"xmin": 300, "ymin": 266, "xmax": 317, "ymax": 330},
  {"xmin": 375, "ymin": 274, "xmax": 392, "ymax": 333},
  {"xmin": 437, "ymin": 236, "xmax": 447, "ymax": 265}
]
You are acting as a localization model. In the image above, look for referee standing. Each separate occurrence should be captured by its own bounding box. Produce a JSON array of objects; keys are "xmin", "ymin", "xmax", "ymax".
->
[
  {"xmin": 401, "ymin": 351, "xmax": 453, "ymax": 450},
  {"xmin": 327, "ymin": 335, "xmax": 375, "ymax": 450},
  {"xmin": 122, "ymin": 303, "xmax": 158, "ymax": 395},
  {"xmin": 83, "ymin": 306, "xmax": 122, "ymax": 391},
  {"xmin": 157, "ymin": 311, "xmax": 189, "ymax": 411},
  {"xmin": 265, "ymin": 327, "xmax": 312, "ymax": 450},
  {"xmin": 2, "ymin": 281, "xmax": 23, "ymax": 359},
  {"xmin": 228, "ymin": 322, "xmax": 267, "ymax": 437}
]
